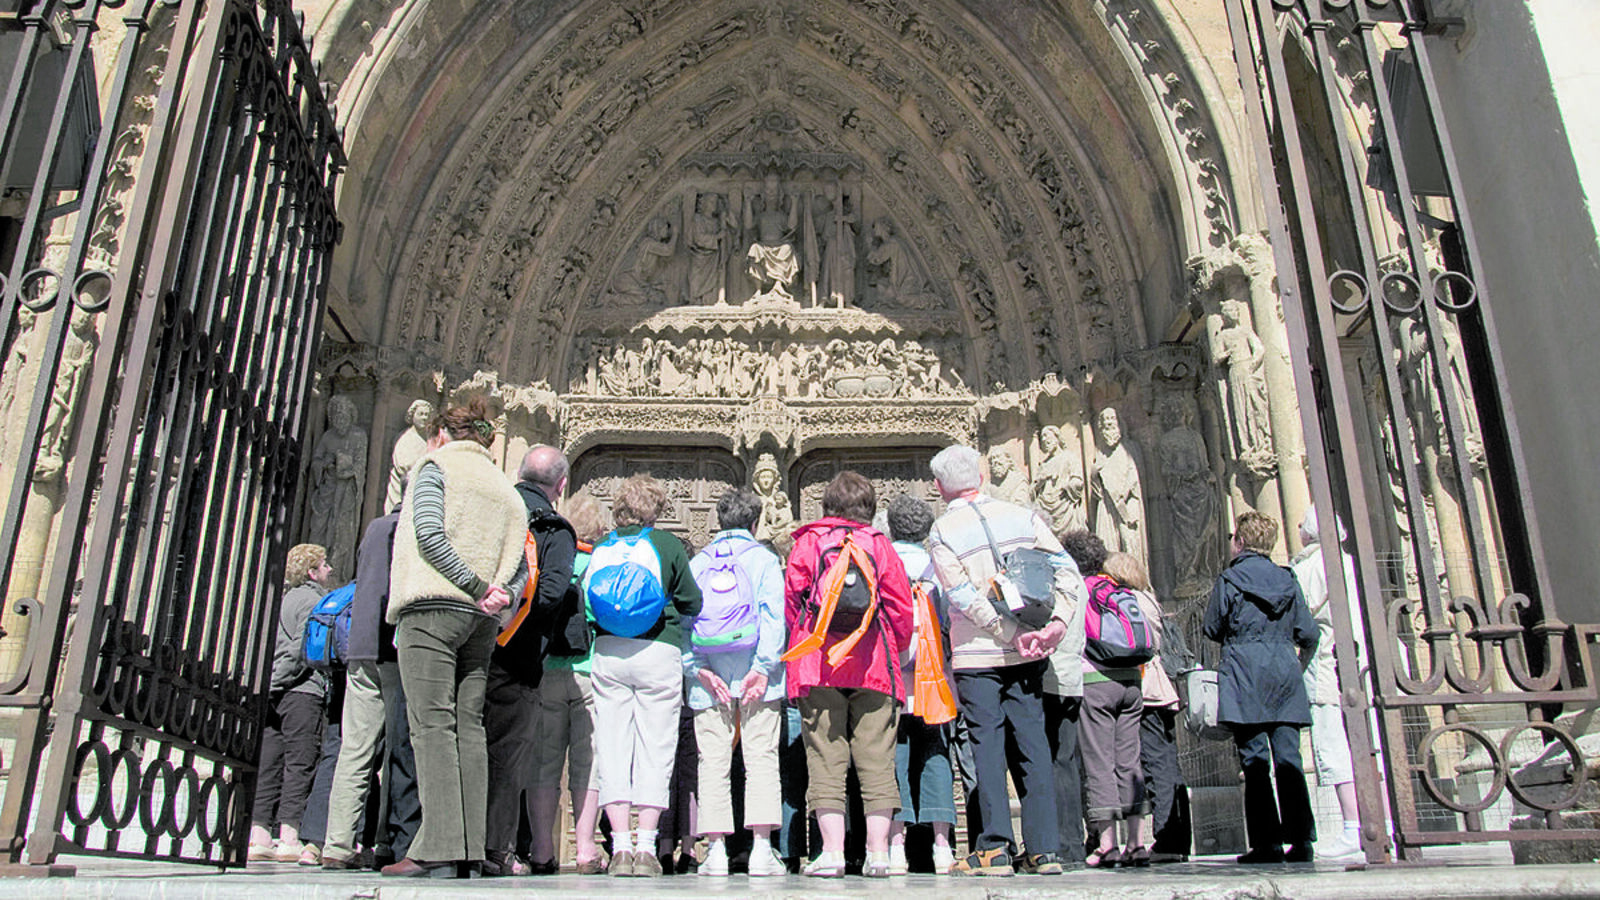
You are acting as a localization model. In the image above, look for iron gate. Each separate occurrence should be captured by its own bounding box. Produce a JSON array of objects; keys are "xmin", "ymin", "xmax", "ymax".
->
[
  {"xmin": 0, "ymin": 0, "xmax": 341, "ymax": 870},
  {"xmin": 1227, "ymin": 0, "xmax": 1599, "ymax": 864}
]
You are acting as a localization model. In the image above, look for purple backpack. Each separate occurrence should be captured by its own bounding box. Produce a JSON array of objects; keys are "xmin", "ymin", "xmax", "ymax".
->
[
  {"xmin": 692, "ymin": 538, "xmax": 762, "ymax": 654},
  {"xmin": 1084, "ymin": 574, "xmax": 1157, "ymax": 667}
]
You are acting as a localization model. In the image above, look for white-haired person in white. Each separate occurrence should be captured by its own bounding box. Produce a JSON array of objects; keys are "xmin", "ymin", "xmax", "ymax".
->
[{"xmin": 1288, "ymin": 506, "xmax": 1365, "ymax": 860}]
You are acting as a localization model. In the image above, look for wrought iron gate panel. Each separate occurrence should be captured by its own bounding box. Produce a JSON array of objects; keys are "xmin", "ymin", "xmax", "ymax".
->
[
  {"xmin": 1227, "ymin": 0, "xmax": 1598, "ymax": 863},
  {"xmin": 0, "ymin": 0, "xmax": 341, "ymax": 869}
]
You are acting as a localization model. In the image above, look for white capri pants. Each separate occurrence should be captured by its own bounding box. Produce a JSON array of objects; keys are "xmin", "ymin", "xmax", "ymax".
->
[{"xmin": 589, "ymin": 636, "xmax": 683, "ymax": 809}]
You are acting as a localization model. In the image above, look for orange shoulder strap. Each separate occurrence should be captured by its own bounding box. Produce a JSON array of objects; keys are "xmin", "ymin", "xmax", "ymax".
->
[
  {"xmin": 497, "ymin": 530, "xmax": 541, "ymax": 648},
  {"xmin": 911, "ymin": 582, "xmax": 956, "ymax": 724},
  {"xmin": 781, "ymin": 533, "xmax": 880, "ymax": 665}
]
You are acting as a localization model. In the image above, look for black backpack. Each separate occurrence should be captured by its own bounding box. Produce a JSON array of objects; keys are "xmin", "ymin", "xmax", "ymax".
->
[{"xmin": 813, "ymin": 528, "xmax": 876, "ymax": 634}]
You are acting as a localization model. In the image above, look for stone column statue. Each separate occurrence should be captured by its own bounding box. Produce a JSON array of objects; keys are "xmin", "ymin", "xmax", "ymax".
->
[
  {"xmin": 751, "ymin": 452, "xmax": 795, "ymax": 551},
  {"xmin": 386, "ymin": 399, "xmax": 435, "ymax": 512},
  {"xmin": 688, "ymin": 192, "xmax": 733, "ymax": 305},
  {"xmin": 1089, "ymin": 407, "xmax": 1147, "ymax": 567},
  {"xmin": 1212, "ymin": 298, "xmax": 1275, "ymax": 477},
  {"xmin": 34, "ymin": 308, "xmax": 98, "ymax": 482},
  {"xmin": 1031, "ymin": 424, "xmax": 1085, "ymax": 535},
  {"xmin": 1157, "ymin": 394, "xmax": 1219, "ymax": 592},
  {"xmin": 309, "ymin": 395, "xmax": 368, "ymax": 576},
  {"xmin": 986, "ymin": 446, "xmax": 1031, "ymax": 506}
]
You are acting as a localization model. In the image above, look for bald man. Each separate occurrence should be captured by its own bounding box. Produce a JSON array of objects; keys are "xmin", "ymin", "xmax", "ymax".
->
[{"xmin": 482, "ymin": 445, "xmax": 576, "ymax": 876}]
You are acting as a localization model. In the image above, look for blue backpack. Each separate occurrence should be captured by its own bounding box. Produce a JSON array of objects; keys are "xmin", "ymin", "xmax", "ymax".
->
[
  {"xmin": 304, "ymin": 582, "xmax": 356, "ymax": 671},
  {"xmin": 691, "ymin": 538, "xmax": 762, "ymax": 654},
  {"xmin": 584, "ymin": 529, "xmax": 668, "ymax": 638}
]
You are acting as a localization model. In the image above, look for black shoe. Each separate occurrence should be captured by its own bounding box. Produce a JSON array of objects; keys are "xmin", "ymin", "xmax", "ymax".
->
[
  {"xmin": 1237, "ymin": 847, "xmax": 1286, "ymax": 864},
  {"xmin": 1285, "ymin": 843, "xmax": 1314, "ymax": 863},
  {"xmin": 527, "ymin": 857, "xmax": 559, "ymax": 875}
]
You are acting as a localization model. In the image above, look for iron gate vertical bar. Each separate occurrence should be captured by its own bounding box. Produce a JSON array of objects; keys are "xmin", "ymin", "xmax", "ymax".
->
[{"xmin": 1225, "ymin": 0, "xmax": 1400, "ymax": 864}]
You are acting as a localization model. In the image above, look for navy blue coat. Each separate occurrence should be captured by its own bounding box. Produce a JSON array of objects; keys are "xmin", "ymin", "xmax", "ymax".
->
[{"xmin": 1203, "ymin": 551, "xmax": 1318, "ymax": 726}]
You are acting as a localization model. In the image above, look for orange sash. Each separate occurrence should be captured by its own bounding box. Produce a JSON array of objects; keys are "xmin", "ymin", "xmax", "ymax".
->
[
  {"xmin": 911, "ymin": 582, "xmax": 957, "ymax": 724},
  {"xmin": 781, "ymin": 533, "xmax": 879, "ymax": 668}
]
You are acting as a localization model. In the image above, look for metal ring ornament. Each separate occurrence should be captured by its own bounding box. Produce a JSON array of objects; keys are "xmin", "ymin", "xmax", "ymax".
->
[
  {"xmin": 138, "ymin": 756, "xmax": 178, "ymax": 835},
  {"xmin": 18, "ymin": 268, "xmax": 62, "ymax": 312},
  {"xmin": 1501, "ymin": 722, "xmax": 1589, "ymax": 812},
  {"xmin": 106, "ymin": 746, "xmax": 143, "ymax": 830},
  {"xmin": 169, "ymin": 763, "xmax": 203, "ymax": 838},
  {"xmin": 195, "ymin": 774, "xmax": 229, "ymax": 844},
  {"xmin": 1417, "ymin": 723, "xmax": 1505, "ymax": 814},
  {"xmin": 1432, "ymin": 270, "xmax": 1478, "ymax": 313},
  {"xmin": 1378, "ymin": 270, "xmax": 1424, "ymax": 315},
  {"xmin": 66, "ymin": 740, "xmax": 114, "ymax": 827},
  {"xmin": 1327, "ymin": 269, "xmax": 1371, "ymax": 315},
  {"xmin": 73, "ymin": 269, "xmax": 114, "ymax": 313}
]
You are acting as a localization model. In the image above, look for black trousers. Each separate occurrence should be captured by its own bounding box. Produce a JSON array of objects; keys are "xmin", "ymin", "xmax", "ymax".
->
[
  {"xmin": 1043, "ymin": 695, "xmax": 1086, "ymax": 863},
  {"xmin": 253, "ymin": 690, "xmax": 325, "ymax": 831},
  {"xmin": 1232, "ymin": 723, "xmax": 1314, "ymax": 851},
  {"xmin": 378, "ymin": 659, "xmax": 421, "ymax": 861},
  {"xmin": 953, "ymin": 661, "xmax": 1058, "ymax": 857},
  {"xmin": 1139, "ymin": 706, "xmax": 1184, "ymax": 850}
]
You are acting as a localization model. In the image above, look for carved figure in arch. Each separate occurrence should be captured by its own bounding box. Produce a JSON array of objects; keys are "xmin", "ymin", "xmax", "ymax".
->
[
  {"xmin": 866, "ymin": 217, "xmax": 924, "ymax": 306},
  {"xmin": 1089, "ymin": 408, "xmax": 1147, "ymax": 568},
  {"xmin": 614, "ymin": 215, "xmax": 677, "ymax": 305},
  {"xmin": 688, "ymin": 192, "xmax": 734, "ymax": 305},
  {"xmin": 1394, "ymin": 314, "xmax": 1485, "ymax": 472},
  {"xmin": 308, "ymin": 395, "xmax": 369, "ymax": 577},
  {"xmin": 744, "ymin": 179, "xmax": 800, "ymax": 305},
  {"xmin": 387, "ymin": 399, "xmax": 436, "ymax": 512},
  {"xmin": 1211, "ymin": 298, "xmax": 1274, "ymax": 476},
  {"xmin": 1157, "ymin": 394, "xmax": 1220, "ymax": 592},
  {"xmin": 751, "ymin": 453, "xmax": 795, "ymax": 549},
  {"xmin": 986, "ymin": 447, "xmax": 1031, "ymax": 506},
  {"xmin": 821, "ymin": 184, "xmax": 859, "ymax": 308},
  {"xmin": 1032, "ymin": 424, "xmax": 1085, "ymax": 535}
]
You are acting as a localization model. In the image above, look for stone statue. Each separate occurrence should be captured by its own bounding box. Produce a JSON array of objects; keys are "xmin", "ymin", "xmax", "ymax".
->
[
  {"xmin": 34, "ymin": 308, "xmax": 99, "ymax": 482},
  {"xmin": 986, "ymin": 447, "xmax": 1031, "ymax": 506},
  {"xmin": 1089, "ymin": 408, "xmax": 1147, "ymax": 566},
  {"xmin": 866, "ymin": 217, "xmax": 921, "ymax": 305},
  {"xmin": 1031, "ymin": 424, "xmax": 1085, "ymax": 535},
  {"xmin": 821, "ymin": 184, "xmax": 859, "ymax": 308},
  {"xmin": 751, "ymin": 453, "xmax": 795, "ymax": 550},
  {"xmin": 1157, "ymin": 394, "xmax": 1219, "ymax": 591},
  {"xmin": 309, "ymin": 395, "xmax": 369, "ymax": 575},
  {"xmin": 745, "ymin": 181, "xmax": 799, "ymax": 305},
  {"xmin": 688, "ymin": 192, "xmax": 734, "ymax": 305},
  {"xmin": 1212, "ymin": 299, "xmax": 1274, "ymax": 475},
  {"xmin": 614, "ymin": 215, "xmax": 677, "ymax": 304}
]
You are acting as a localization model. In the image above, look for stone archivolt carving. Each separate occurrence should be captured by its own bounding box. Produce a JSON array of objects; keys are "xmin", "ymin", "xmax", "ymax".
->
[{"xmin": 389, "ymin": 1, "xmax": 1158, "ymax": 392}]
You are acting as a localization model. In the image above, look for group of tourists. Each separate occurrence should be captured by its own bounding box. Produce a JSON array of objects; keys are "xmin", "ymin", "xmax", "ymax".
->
[{"xmin": 248, "ymin": 400, "xmax": 1365, "ymax": 879}]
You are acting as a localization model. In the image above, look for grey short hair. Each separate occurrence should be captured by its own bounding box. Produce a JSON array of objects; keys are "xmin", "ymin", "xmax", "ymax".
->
[
  {"xmin": 716, "ymin": 488, "xmax": 763, "ymax": 532},
  {"xmin": 886, "ymin": 494, "xmax": 934, "ymax": 543},
  {"xmin": 930, "ymin": 445, "xmax": 983, "ymax": 493}
]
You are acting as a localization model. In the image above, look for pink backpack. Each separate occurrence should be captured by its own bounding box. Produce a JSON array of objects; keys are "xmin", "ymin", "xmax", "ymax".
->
[{"xmin": 1084, "ymin": 575, "xmax": 1156, "ymax": 667}]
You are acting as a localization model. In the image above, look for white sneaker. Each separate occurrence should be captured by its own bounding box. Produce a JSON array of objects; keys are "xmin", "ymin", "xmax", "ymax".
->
[
  {"xmin": 699, "ymin": 841, "xmax": 729, "ymax": 877},
  {"xmin": 932, "ymin": 845, "xmax": 956, "ymax": 874},
  {"xmin": 1319, "ymin": 834, "xmax": 1365, "ymax": 861},
  {"xmin": 887, "ymin": 844, "xmax": 909, "ymax": 876},
  {"xmin": 747, "ymin": 847, "xmax": 787, "ymax": 877}
]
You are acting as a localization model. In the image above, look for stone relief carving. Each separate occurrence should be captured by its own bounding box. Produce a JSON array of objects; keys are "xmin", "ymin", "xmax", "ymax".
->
[
  {"xmin": 386, "ymin": 399, "xmax": 435, "ymax": 513},
  {"xmin": 570, "ymin": 334, "xmax": 967, "ymax": 401},
  {"xmin": 308, "ymin": 395, "xmax": 369, "ymax": 576},
  {"xmin": 34, "ymin": 309, "xmax": 100, "ymax": 483},
  {"xmin": 1032, "ymin": 424, "xmax": 1086, "ymax": 536},
  {"xmin": 1089, "ymin": 407, "xmax": 1147, "ymax": 568},
  {"xmin": 743, "ymin": 177, "xmax": 801, "ymax": 305}
]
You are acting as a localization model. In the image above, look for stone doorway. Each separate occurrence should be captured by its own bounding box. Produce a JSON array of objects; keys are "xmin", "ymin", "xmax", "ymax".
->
[{"xmin": 570, "ymin": 445, "xmax": 745, "ymax": 552}]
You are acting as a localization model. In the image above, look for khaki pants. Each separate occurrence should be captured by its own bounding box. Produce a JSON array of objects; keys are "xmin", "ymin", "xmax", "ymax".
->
[
  {"xmin": 694, "ymin": 698, "xmax": 781, "ymax": 835},
  {"xmin": 590, "ymin": 636, "xmax": 682, "ymax": 809},
  {"xmin": 323, "ymin": 660, "xmax": 386, "ymax": 860},
  {"xmin": 398, "ymin": 607, "xmax": 497, "ymax": 862},
  {"xmin": 531, "ymin": 667, "xmax": 594, "ymax": 794},
  {"xmin": 797, "ymin": 687, "xmax": 899, "ymax": 814}
]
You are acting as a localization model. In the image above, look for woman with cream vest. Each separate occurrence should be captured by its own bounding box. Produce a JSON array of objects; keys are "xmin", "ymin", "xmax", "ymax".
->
[{"xmin": 381, "ymin": 400, "xmax": 528, "ymax": 879}]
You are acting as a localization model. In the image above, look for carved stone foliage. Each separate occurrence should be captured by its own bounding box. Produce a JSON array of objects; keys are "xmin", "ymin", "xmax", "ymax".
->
[{"xmin": 388, "ymin": 0, "xmax": 1152, "ymax": 395}]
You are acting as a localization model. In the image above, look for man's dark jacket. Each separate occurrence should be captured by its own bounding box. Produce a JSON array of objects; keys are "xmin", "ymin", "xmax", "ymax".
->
[
  {"xmin": 348, "ymin": 511, "xmax": 400, "ymax": 664},
  {"xmin": 494, "ymin": 481, "xmax": 576, "ymax": 686}
]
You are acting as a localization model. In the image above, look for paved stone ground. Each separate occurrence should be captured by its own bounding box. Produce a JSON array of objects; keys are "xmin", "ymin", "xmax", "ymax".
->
[{"xmin": 0, "ymin": 851, "xmax": 1596, "ymax": 900}]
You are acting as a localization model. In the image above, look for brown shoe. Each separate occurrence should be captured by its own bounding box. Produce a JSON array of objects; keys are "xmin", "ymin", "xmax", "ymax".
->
[
  {"xmin": 631, "ymin": 852, "xmax": 664, "ymax": 877},
  {"xmin": 606, "ymin": 850, "xmax": 633, "ymax": 877},
  {"xmin": 321, "ymin": 854, "xmax": 360, "ymax": 871},
  {"xmin": 575, "ymin": 856, "xmax": 606, "ymax": 875},
  {"xmin": 380, "ymin": 857, "xmax": 457, "ymax": 878}
]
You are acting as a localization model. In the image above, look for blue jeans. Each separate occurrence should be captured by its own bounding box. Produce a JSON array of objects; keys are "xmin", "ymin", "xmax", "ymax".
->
[
  {"xmin": 894, "ymin": 715, "xmax": 955, "ymax": 825},
  {"xmin": 776, "ymin": 702, "xmax": 809, "ymax": 859}
]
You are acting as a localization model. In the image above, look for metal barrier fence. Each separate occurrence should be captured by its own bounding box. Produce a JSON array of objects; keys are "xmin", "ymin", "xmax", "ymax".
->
[{"xmin": 0, "ymin": 0, "xmax": 341, "ymax": 870}]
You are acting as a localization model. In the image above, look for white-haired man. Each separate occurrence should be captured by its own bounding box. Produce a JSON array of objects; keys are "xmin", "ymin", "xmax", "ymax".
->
[{"xmin": 926, "ymin": 445, "xmax": 1083, "ymax": 876}]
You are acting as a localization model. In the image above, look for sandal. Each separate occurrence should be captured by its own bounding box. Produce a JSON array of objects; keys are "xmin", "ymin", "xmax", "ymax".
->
[
  {"xmin": 1122, "ymin": 845, "xmax": 1151, "ymax": 867},
  {"xmin": 1086, "ymin": 846, "xmax": 1122, "ymax": 869}
]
